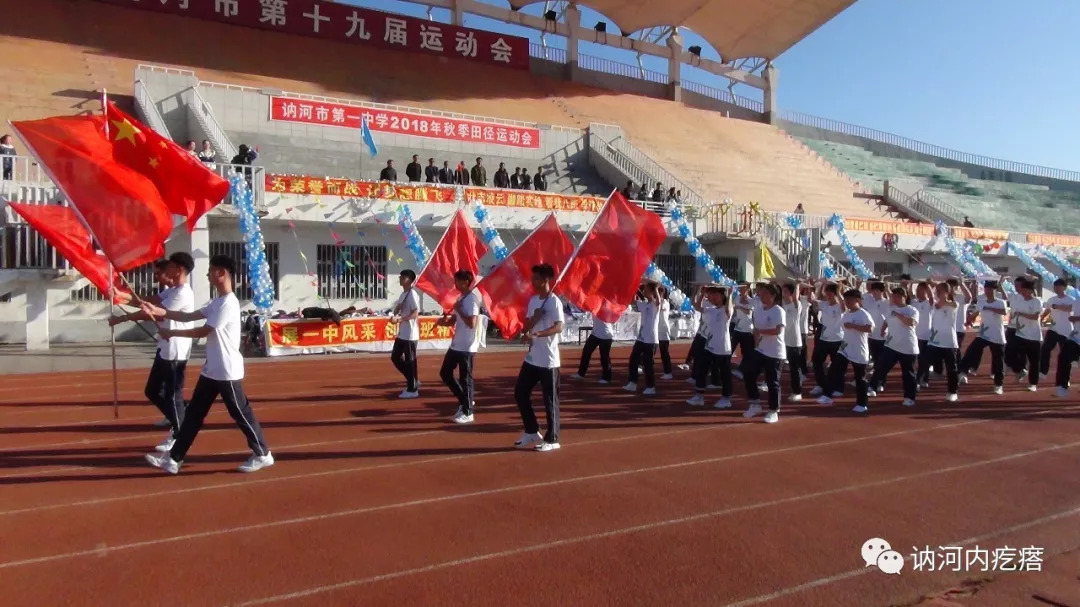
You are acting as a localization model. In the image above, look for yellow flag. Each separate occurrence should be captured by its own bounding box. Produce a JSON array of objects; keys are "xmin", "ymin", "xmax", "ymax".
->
[{"xmin": 757, "ymin": 242, "xmax": 775, "ymax": 279}]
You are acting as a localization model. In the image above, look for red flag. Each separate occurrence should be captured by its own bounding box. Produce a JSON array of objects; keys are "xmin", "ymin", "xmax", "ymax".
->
[
  {"xmin": 555, "ymin": 191, "xmax": 667, "ymax": 322},
  {"xmin": 476, "ymin": 214, "xmax": 575, "ymax": 337},
  {"xmin": 415, "ymin": 209, "xmax": 488, "ymax": 311},
  {"xmin": 8, "ymin": 203, "xmax": 131, "ymax": 304}
]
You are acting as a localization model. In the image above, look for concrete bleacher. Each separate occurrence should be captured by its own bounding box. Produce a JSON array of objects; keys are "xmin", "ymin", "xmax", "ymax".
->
[{"xmin": 801, "ymin": 138, "xmax": 1080, "ymax": 234}]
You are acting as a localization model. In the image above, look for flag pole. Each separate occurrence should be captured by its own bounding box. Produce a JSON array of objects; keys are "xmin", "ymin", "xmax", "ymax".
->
[{"xmin": 102, "ymin": 88, "xmax": 120, "ymax": 420}]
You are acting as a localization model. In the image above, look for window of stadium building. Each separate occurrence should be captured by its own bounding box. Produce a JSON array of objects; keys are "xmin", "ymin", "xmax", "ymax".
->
[
  {"xmin": 210, "ymin": 242, "xmax": 281, "ymax": 301},
  {"xmin": 714, "ymin": 256, "xmax": 741, "ymax": 283},
  {"xmin": 316, "ymin": 245, "xmax": 387, "ymax": 301},
  {"xmin": 657, "ymin": 254, "xmax": 696, "ymax": 294},
  {"xmin": 873, "ymin": 262, "xmax": 904, "ymax": 278},
  {"xmin": 69, "ymin": 262, "xmax": 158, "ymax": 303}
]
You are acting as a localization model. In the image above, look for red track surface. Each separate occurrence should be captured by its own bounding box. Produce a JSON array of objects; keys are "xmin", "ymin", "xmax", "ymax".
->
[{"xmin": 2, "ymin": 343, "xmax": 1080, "ymax": 606}]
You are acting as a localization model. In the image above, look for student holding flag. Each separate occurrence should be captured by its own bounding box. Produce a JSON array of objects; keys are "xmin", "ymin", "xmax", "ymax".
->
[
  {"xmin": 438, "ymin": 270, "xmax": 482, "ymax": 424},
  {"xmin": 389, "ymin": 269, "xmax": 421, "ymax": 398},
  {"xmin": 514, "ymin": 264, "xmax": 565, "ymax": 452}
]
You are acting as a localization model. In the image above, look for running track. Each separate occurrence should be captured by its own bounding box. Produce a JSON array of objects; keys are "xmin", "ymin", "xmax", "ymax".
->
[{"xmin": 1, "ymin": 343, "xmax": 1079, "ymax": 606}]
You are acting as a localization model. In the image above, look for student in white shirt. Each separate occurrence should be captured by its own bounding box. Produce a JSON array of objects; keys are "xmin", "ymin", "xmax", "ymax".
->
[
  {"xmin": 948, "ymin": 278, "xmax": 973, "ymax": 362},
  {"xmin": 1008, "ymin": 276, "xmax": 1044, "ymax": 390},
  {"xmin": 513, "ymin": 264, "xmax": 565, "ymax": 452},
  {"xmin": 810, "ymin": 282, "xmax": 845, "ymax": 397},
  {"xmin": 574, "ymin": 318, "xmax": 615, "ymax": 383},
  {"xmin": 1040, "ymin": 278, "xmax": 1074, "ymax": 376},
  {"xmin": 798, "ymin": 284, "xmax": 813, "ymax": 380},
  {"xmin": 438, "ymin": 270, "xmax": 481, "ymax": 424},
  {"xmin": 110, "ymin": 254, "xmax": 195, "ymax": 449},
  {"xmin": 864, "ymin": 281, "xmax": 889, "ymax": 369},
  {"xmin": 928, "ymin": 282, "xmax": 961, "ymax": 401},
  {"xmin": 141, "ymin": 254, "xmax": 272, "ymax": 474},
  {"xmin": 743, "ymin": 283, "xmax": 785, "ymax": 424},
  {"xmin": 818, "ymin": 289, "xmax": 874, "ymax": 412},
  {"xmin": 624, "ymin": 281, "xmax": 661, "ymax": 395},
  {"xmin": 681, "ymin": 307, "xmax": 710, "ymax": 373},
  {"xmin": 657, "ymin": 287, "xmax": 674, "ymax": 379},
  {"xmin": 911, "ymin": 281, "xmax": 936, "ymax": 388},
  {"xmin": 869, "ymin": 287, "xmax": 919, "ymax": 406},
  {"xmin": 959, "ymin": 280, "xmax": 1008, "ymax": 394},
  {"xmin": 1052, "ymin": 298, "xmax": 1080, "ymax": 397},
  {"xmin": 686, "ymin": 285, "xmax": 734, "ymax": 408},
  {"xmin": 390, "ymin": 269, "xmax": 421, "ymax": 398},
  {"xmin": 731, "ymin": 284, "xmax": 757, "ymax": 379},
  {"xmin": 781, "ymin": 283, "xmax": 806, "ymax": 400}
]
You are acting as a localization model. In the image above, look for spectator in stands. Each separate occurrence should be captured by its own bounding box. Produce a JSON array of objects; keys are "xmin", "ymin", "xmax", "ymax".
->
[
  {"xmin": 963, "ymin": 216, "xmax": 975, "ymax": 228},
  {"xmin": 521, "ymin": 168, "xmax": 532, "ymax": 190},
  {"xmin": 651, "ymin": 183, "xmax": 665, "ymax": 203},
  {"xmin": 794, "ymin": 203, "xmax": 805, "ymax": 215},
  {"xmin": 379, "ymin": 159, "xmax": 397, "ymax": 182},
  {"xmin": 471, "ymin": 157, "xmax": 487, "ymax": 186},
  {"xmin": 406, "ymin": 154, "xmax": 422, "ymax": 182},
  {"xmin": 424, "ymin": 157, "xmax": 438, "ymax": 183},
  {"xmin": 666, "ymin": 187, "xmax": 677, "ymax": 202},
  {"xmin": 231, "ymin": 144, "xmax": 258, "ymax": 184},
  {"xmin": 456, "ymin": 160, "xmax": 470, "ymax": 185},
  {"xmin": 494, "ymin": 162, "xmax": 510, "ymax": 188},
  {"xmin": 621, "ymin": 180, "xmax": 635, "ymax": 200},
  {"xmin": 675, "ymin": 190, "xmax": 683, "ymax": 203},
  {"xmin": 637, "ymin": 183, "xmax": 650, "ymax": 200},
  {"xmin": 439, "ymin": 161, "xmax": 455, "ymax": 184},
  {"xmin": 184, "ymin": 140, "xmax": 198, "ymax": 158},
  {"xmin": 198, "ymin": 140, "xmax": 216, "ymax": 165},
  {"xmin": 0, "ymin": 134, "xmax": 14, "ymax": 180},
  {"xmin": 534, "ymin": 167, "xmax": 548, "ymax": 192},
  {"xmin": 510, "ymin": 167, "xmax": 521, "ymax": 189}
]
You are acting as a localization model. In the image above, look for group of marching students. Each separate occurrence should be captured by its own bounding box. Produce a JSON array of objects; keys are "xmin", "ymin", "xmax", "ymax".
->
[{"xmin": 572, "ymin": 274, "xmax": 1080, "ymax": 424}]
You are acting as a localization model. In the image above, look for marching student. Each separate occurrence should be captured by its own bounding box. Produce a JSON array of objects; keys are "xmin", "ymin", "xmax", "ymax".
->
[
  {"xmin": 513, "ymin": 264, "xmax": 565, "ymax": 452},
  {"xmin": 949, "ymin": 278, "xmax": 973, "ymax": 363},
  {"xmin": 810, "ymin": 281, "xmax": 845, "ymax": 397},
  {"xmin": 869, "ymin": 287, "xmax": 919, "ymax": 407},
  {"xmin": 798, "ymin": 282, "xmax": 813, "ymax": 381},
  {"xmin": 389, "ymin": 269, "xmax": 421, "ymax": 398},
  {"xmin": 110, "ymin": 253, "xmax": 195, "ymax": 449},
  {"xmin": 573, "ymin": 318, "xmax": 614, "ymax": 383},
  {"xmin": 927, "ymin": 282, "xmax": 961, "ymax": 402},
  {"xmin": 912, "ymin": 281, "xmax": 936, "ymax": 388},
  {"xmin": 742, "ymin": 282, "xmax": 785, "ymax": 424},
  {"xmin": 437, "ymin": 270, "xmax": 482, "ymax": 424},
  {"xmin": 1052, "ymin": 296, "xmax": 1080, "ymax": 397},
  {"xmin": 624, "ymin": 280, "xmax": 661, "ymax": 395},
  {"xmin": 657, "ymin": 286, "xmax": 674, "ymax": 379},
  {"xmin": 730, "ymin": 283, "xmax": 756, "ymax": 379},
  {"xmin": 817, "ymin": 289, "xmax": 874, "ymax": 412},
  {"xmin": 141, "ymin": 254, "xmax": 272, "ymax": 474},
  {"xmin": 686, "ymin": 284, "xmax": 734, "ymax": 408},
  {"xmin": 863, "ymin": 280, "xmax": 889, "ymax": 371},
  {"xmin": 782, "ymin": 283, "xmax": 806, "ymax": 400},
  {"xmin": 959, "ymin": 280, "xmax": 1008, "ymax": 395},
  {"xmin": 681, "ymin": 306, "xmax": 709, "ymax": 374},
  {"xmin": 1040, "ymin": 278, "xmax": 1074, "ymax": 376},
  {"xmin": 1008, "ymin": 276, "xmax": 1044, "ymax": 391}
]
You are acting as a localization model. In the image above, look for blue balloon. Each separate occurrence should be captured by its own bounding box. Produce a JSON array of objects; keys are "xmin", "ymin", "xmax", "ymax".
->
[
  {"xmin": 688, "ymin": 241, "xmax": 701, "ymax": 254},
  {"xmin": 678, "ymin": 225, "xmax": 691, "ymax": 238},
  {"xmin": 671, "ymin": 207, "xmax": 682, "ymax": 221}
]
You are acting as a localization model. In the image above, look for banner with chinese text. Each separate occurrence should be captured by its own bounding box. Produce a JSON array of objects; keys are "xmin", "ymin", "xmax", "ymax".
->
[
  {"xmin": 93, "ymin": 0, "xmax": 528, "ymax": 70},
  {"xmin": 269, "ymin": 98, "xmax": 541, "ymax": 149},
  {"xmin": 265, "ymin": 315, "xmax": 484, "ymax": 357}
]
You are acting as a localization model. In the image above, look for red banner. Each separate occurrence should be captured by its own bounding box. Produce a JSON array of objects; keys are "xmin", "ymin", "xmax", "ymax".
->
[
  {"xmin": 266, "ymin": 174, "xmax": 607, "ymax": 213},
  {"xmin": 92, "ymin": 0, "xmax": 529, "ymax": 70},
  {"xmin": 269, "ymin": 98, "xmax": 541, "ymax": 149},
  {"xmin": 266, "ymin": 316, "xmax": 452, "ymax": 349}
]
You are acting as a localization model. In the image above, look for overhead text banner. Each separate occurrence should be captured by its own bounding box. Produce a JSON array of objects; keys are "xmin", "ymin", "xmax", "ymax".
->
[
  {"xmin": 845, "ymin": 217, "xmax": 1010, "ymax": 241},
  {"xmin": 269, "ymin": 97, "xmax": 541, "ymax": 149},
  {"xmin": 94, "ymin": 0, "xmax": 529, "ymax": 70},
  {"xmin": 265, "ymin": 315, "xmax": 453, "ymax": 357}
]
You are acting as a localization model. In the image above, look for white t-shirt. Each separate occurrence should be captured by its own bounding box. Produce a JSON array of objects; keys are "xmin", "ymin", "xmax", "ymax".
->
[
  {"xmin": 657, "ymin": 299, "xmax": 672, "ymax": 341},
  {"xmin": 864, "ymin": 294, "xmax": 888, "ymax": 340},
  {"xmin": 524, "ymin": 294, "xmax": 565, "ymax": 368},
  {"xmin": 732, "ymin": 294, "xmax": 756, "ymax": 333},
  {"xmin": 839, "ymin": 308, "xmax": 874, "ymax": 364},
  {"xmin": 929, "ymin": 305, "xmax": 959, "ymax": 349},
  {"xmin": 799, "ymin": 296, "xmax": 811, "ymax": 334},
  {"xmin": 449, "ymin": 292, "xmax": 482, "ymax": 353},
  {"xmin": 157, "ymin": 284, "xmax": 194, "ymax": 361},
  {"xmin": 914, "ymin": 300, "xmax": 933, "ymax": 341},
  {"xmin": 200, "ymin": 293, "xmax": 244, "ymax": 381},
  {"xmin": 818, "ymin": 301, "xmax": 845, "ymax": 342},
  {"xmin": 695, "ymin": 304, "xmax": 711, "ymax": 339},
  {"xmin": 754, "ymin": 304, "xmax": 786, "ymax": 360},
  {"xmin": 884, "ymin": 304, "xmax": 919, "ymax": 356},
  {"xmin": 636, "ymin": 300, "xmax": 660, "ymax": 345},
  {"xmin": 955, "ymin": 293, "xmax": 969, "ymax": 332},
  {"xmin": 977, "ymin": 297, "xmax": 1007, "ymax": 345},
  {"xmin": 394, "ymin": 288, "xmax": 420, "ymax": 341},
  {"xmin": 1010, "ymin": 295, "xmax": 1044, "ymax": 342},
  {"xmin": 783, "ymin": 300, "xmax": 804, "ymax": 348},
  {"xmin": 1045, "ymin": 295, "xmax": 1075, "ymax": 337},
  {"xmin": 703, "ymin": 305, "xmax": 732, "ymax": 355},
  {"xmin": 592, "ymin": 319, "xmax": 614, "ymax": 340},
  {"xmin": 1070, "ymin": 299, "xmax": 1080, "ymax": 346}
]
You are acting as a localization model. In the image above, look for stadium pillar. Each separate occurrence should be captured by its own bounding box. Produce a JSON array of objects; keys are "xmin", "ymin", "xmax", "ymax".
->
[
  {"xmin": 764, "ymin": 62, "xmax": 778, "ymax": 124},
  {"xmin": 191, "ymin": 215, "xmax": 211, "ymax": 309},
  {"xmin": 24, "ymin": 281, "xmax": 49, "ymax": 350},
  {"xmin": 666, "ymin": 33, "xmax": 683, "ymax": 102},
  {"xmin": 450, "ymin": 0, "xmax": 465, "ymax": 26},
  {"xmin": 565, "ymin": 4, "xmax": 581, "ymax": 81}
]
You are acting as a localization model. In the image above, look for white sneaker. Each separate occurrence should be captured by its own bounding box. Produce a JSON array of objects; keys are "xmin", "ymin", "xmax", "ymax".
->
[
  {"xmin": 763, "ymin": 411, "xmax": 779, "ymax": 424},
  {"xmin": 959, "ymin": 374, "xmax": 969, "ymax": 385},
  {"xmin": 571, "ymin": 373, "xmax": 585, "ymax": 380},
  {"xmin": 598, "ymin": 379, "xmax": 610, "ymax": 385},
  {"xmin": 968, "ymin": 371, "xmax": 977, "ymax": 377},
  {"xmin": 946, "ymin": 393, "xmax": 959, "ymax": 402},
  {"xmin": 852, "ymin": 405, "xmax": 868, "ymax": 414},
  {"xmin": 661, "ymin": 373, "xmax": 673, "ymax": 380},
  {"xmin": 707, "ymin": 384, "xmax": 722, "ymax": 389},
  {"xmin": 642, "ymin": 387, "xmax": 657, "ymax": 396},
  {"xmin": 514, "ymin": 432, "xmax": 544, "ymax": 449},
  {"xmin": 686, "ymin": 394, "xmax": 705, "ymax": 407},
  {"xmin": 154, "ymin": 433, "xmax": 175, "ymax": 453},
  {"xmin": 535, "ymin": 442, "xmax": 561, "ymax": 452},
  {"xmin": 918, "ymin": 381, "xmax": 930, "ymax": 389},
  {"xmin": 831, "ymin": 391, "xmax": 844, "ymax": 398},
  {"xmin": 153, "ymin": 417, "xmax": 172, "ymax": 428},
  {"xmin": 816, "ymin": 396, "xmax": 834, "ymax": 405},
  {"xmin": 713, "ymin": 397, "xmax": 732, "ymax": 409},
  {"xmin": 1026, "ymin": 385, "xmax": 1038, "ymax": 392},
  {"xmin": 743, "ymin": 402, "xmax": 763, "ymax": 418},
  {"xmin": 677, "ymin": 363, "xmax": 691, "ymax": 371},
  {"xmin": 902, "ymin": 398, "xmax": 916, "ymax": 407},
  {"xmin": 415, "ymin": 380, "xmax": 422, "ymax": 389},
  {"xmin": 637, "ymin": 367, "xmax": 643, "ymax": 374},
  {"xmin": 757, "ymin": 383, "xmax": 768, "ymax": 392},
  {"xmin": 993, "ymin": 386, "xmax": 1004, "ymax": 395},
  {"xmin": 866, "ymin": 390, "xmax": 877, "ymax": 398},
  {"xmin": 1016, "ymin": 370, "xmax": 1028, "ymax": 383},
  {"xmin": 238, "ymin": 452, "xmax": 275, "ymax": 473},
  {"xmin": 790, "ymin": 394, "xmax": 803, "ymax": 402},
  {"xmin": 398, "ymin": 390, "xmax": 419, "ymax": 399},
  {"xmin": 622, "ymin": 382, "xmax": 637, "ymax": 392},
  {"xmin": 1054, "ymin": 387, "xmax": 1068, "ymax": 398},
  {"xmin": 809, "ymin": 386, "xmax": 824, "ymax": 396},
  {"xmin": 144, "ymin": 452, "xmax": 180, "ymax": 474},
  {"xmin": 848, "ymin": 380, "xmax": 857, "ymax": 388},
  {"xmin": 453, "ymin": 412, "xmax": 475, "ymax": 424}
]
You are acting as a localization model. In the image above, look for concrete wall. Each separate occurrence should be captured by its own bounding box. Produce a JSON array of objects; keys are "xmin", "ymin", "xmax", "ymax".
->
[{"xmin": 682, "ymin": 90, "xmax": 765, "ymax": 123}]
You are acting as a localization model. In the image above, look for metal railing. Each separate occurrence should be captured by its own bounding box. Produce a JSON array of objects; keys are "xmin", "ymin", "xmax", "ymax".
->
[
  {"xmin": 529, "ymin": 42, "xmax": 567, "ymax": 64},
  {"xmin": 884, "ymin": 182, "xmax": 963, "ymax": 225},
  {"xmin": 578, "ymin": 54, "xmax": 669, "ymax": 84},
  {"xmin": 587, "ymin": 126, "xmax": 706, "ymax": 207},
  {"xmin": 136, "ymin": 64, "xmax": 196, "ymax": 78},
  {"xmin": 213, "ymin": 163, "xmax": 266, "ymax": 210},
  {"xmin": 0, "ymin": 155, "xmax": 50, "ymax": 184},
  {"xmin": 781, "ymin": 110, "xmax": 1080, "ymax": 183},
  {"xmin": 133, "ymin": 80, "xmax": 173, "ymax": 139},
  {"xmin": 190, "ymin": 86, "xmax": 238, "ymax": 161},
  {"xmin": 682, "ymin": 80, "xmax": 765, "ymax": 113}
]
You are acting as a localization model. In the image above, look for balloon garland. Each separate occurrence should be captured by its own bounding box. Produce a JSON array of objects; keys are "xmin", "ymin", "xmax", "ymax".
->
[
  {"xmin": 643, "ymin": 263, "xmax": 692, "ymax": 312},
  {"xmin": 1037, "ymin": 246, "xmax": 1080, "ymax": 281},
  {"xmin": 818, "ymin": 251, "xmax": 838, "ymax": 280},
  {"xmin": 397, "ymin": 205, "xmax": 431, "ymax": 267},
  {"xmin": 667, "ymin": 202, "xmax": 736, "ymax": 286},
  {"xmin": 826, "ymin": 214, "xmax": 872, "ymax": 279},
  {"xmin": 1007, "ymin": 242, "xmax": 1077, "ymax": 297},
  {"xmin": 935, "ymin": 221, "xmax": 978, "ymax": 278},
  {"xmin": 784, "ymin": 213, "xmax": 812, "ymax": 249},
  {"xmin": 471, "ymin": 198, "xmax": 510, "ymax": 261},
  {"xmin": 231, "ymin": 175, "xmax": 274, "ymax": 315}
]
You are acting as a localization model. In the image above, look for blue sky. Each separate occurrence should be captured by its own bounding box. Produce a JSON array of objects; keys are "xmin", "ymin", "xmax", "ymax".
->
[{"xmin": 343, "ymin": 0, "xmax": 1080, "ymax": 171}]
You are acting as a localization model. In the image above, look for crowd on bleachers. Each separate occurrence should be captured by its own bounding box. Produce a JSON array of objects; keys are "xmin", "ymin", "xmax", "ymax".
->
[
  {"xmin": 620, "ymin": 179, "xmax": 683, "ymax": 204},
  {"xmin": 378, "ymin": 155, "xmax": 549, "ymax": 192}
]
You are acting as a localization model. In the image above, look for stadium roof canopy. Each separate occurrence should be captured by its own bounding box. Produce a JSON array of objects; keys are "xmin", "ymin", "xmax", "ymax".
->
[{"xmin": 509, "ymin": 0, "xmax": 857, "ymax": 60}]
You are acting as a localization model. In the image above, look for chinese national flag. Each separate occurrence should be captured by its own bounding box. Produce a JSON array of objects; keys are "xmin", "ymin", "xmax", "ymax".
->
[
  {"xmin": 476, "ymin": 214, "xmax": 574, "ymax": 337},
  {"xmin": 7, "ymin": 202, "xmax": 131, "ymax": 304},
  {"xmin": 555, "ymin": 191, "xmax": 667, "ymax": 322},
  {"xmin": 415, "ymin": 209, "xmax": 488, "ymax": 311}
]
